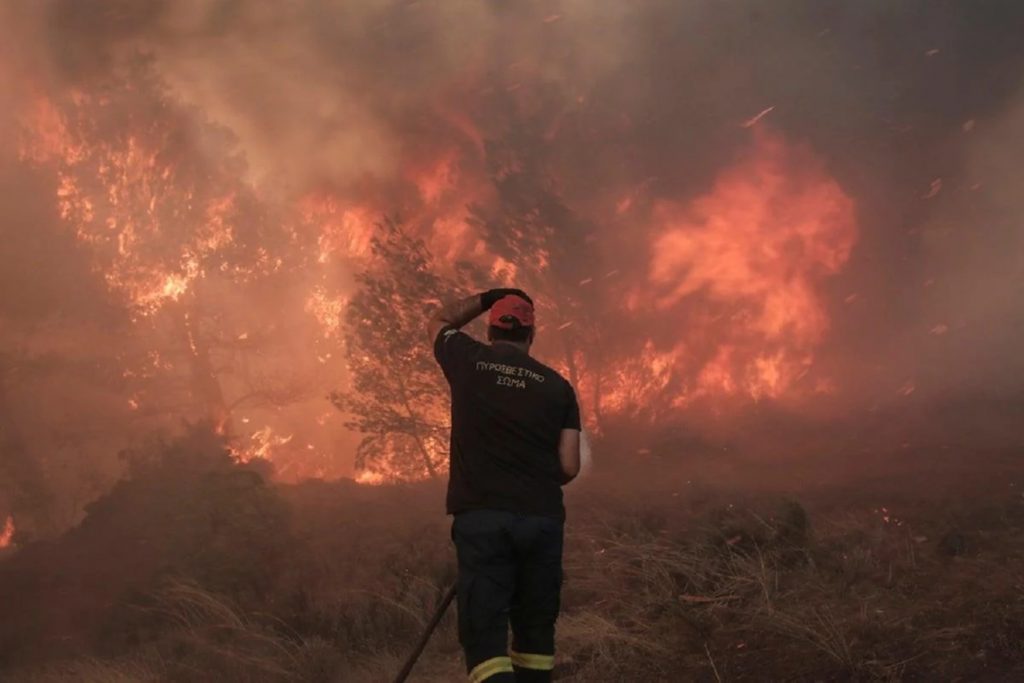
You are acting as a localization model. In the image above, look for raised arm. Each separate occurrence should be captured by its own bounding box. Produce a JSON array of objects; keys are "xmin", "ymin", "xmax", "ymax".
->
[
  {"xmin": 427, "ymin": 294, "xmax": 485, "ymax": 347},
  {"xmin": 427, "ymin": 288, "xmax": 533, "ymax": 346}
]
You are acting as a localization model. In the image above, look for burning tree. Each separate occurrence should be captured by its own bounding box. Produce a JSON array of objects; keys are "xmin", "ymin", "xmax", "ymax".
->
[
  {"xmin": 469, "ymin": 113, "xmax": 611, "ymax": 429},
  {"xmin": 0, "ymin": 8, "xmax": 864, "ymax": 505},
  {"xmin": 18, "ymin": 61, "xmax": 338, "ymax": 477},
  {"xmin": 331, "ymin": 217, "xmax": 480, "ymax": 481}
]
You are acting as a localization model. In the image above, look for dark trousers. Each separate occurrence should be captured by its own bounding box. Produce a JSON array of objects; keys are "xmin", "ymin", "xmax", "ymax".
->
[{"xmin": 452, "ymin": 509, "xmax": 564, "ymax": 683}]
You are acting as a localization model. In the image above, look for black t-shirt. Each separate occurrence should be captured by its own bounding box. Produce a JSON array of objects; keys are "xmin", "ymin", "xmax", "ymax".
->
[{"xmin": 434, "ymin": 326, "xmax": 581, "ymax": 519}]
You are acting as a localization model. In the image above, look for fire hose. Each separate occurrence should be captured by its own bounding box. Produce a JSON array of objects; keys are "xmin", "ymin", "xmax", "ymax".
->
[{"xmin": 392, "ymin": 582, "xmax": 457, "ymax": 683}]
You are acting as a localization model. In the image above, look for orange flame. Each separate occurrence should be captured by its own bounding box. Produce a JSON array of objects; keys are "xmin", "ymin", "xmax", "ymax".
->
[
  {"xmin": 19, "ymin": 96, "xmax": 241, "ymax": 317},
  {"xmin": 230, "ymin": 425, "xmax": 294, "ymax": 463},
  {"xmin": 300, "ymin": 195, "xmax": 377, "ymax": 263},
  {"xmin": 305, "ymin": 286, "xmax": 346, "ymax": 339},
  {"xmin": 626, "ymin": 130, "xmax": 856, "ymax": 408},
  {"xmin": 14, "ymin": 76, "xmax": 858, "ymax": 483}
]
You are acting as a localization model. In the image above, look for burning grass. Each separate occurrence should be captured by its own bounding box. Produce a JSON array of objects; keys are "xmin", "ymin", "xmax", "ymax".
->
[{"xmin": 2, "ymin": 428, "xmax": 1024, "ymax": 681}]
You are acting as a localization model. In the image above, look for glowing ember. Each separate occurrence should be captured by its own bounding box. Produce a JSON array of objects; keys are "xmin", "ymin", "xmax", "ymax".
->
[
  {"xmin": 231, "ymin": 426, "xmax": 294, "ymax": 463},
  {"xmin": 923, "ymin": 178, "xmax": 943, "ymax": 199},
  {"xmin": 741, "ymin": 106, "xmax": 776, "ymax": 128},
  {"xmin": 306, "ymin": 286, "xmax": 346, "ymax": 338},
  {"xmin": 0, "ymin": 516, "xmax": 14, "ymax": 549},
  {"xmin": 355, "ymin": 470, "xmax": 387, "ymax": 486}
]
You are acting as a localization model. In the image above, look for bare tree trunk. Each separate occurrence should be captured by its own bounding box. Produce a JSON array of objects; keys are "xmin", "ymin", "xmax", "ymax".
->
[
  {"xmin": 176, "ymin": 304, "xmax": 231, "ymax": 435},
  {"xmin": 395, "ymin": 376, "xmax": 439, "ymax": 478}
]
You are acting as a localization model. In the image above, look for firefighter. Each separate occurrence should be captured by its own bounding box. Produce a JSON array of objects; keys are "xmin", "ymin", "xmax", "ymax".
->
[{"xmin": 428, "ymin": 288, "xmax": 582, "ymax": 683}]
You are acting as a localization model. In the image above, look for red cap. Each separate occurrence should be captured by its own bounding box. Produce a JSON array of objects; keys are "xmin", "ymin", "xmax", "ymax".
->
[{"xmin": 488, "ymin": 295, "xmax": 535, "ymax": 329}]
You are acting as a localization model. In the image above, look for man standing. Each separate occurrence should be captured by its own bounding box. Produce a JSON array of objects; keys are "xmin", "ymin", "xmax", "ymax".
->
[{"xmin": 429, "ymin": 288, "xmax": 582, "ymax": 683}]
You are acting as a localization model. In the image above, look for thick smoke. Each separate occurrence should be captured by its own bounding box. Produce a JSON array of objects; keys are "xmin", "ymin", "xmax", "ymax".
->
[
  {"xmin": 28, "ymin": 0, "xmax": 1017, "ymax": 403},
  {"xmin": 2, "ymin": 0, "xmax": 1024, "ymax": 533}
]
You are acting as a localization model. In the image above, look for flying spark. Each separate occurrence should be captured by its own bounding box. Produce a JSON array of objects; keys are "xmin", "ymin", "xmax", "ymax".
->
[{"xmin": 741, "ymin": 106, "xmax": 775, "ymax": 128}]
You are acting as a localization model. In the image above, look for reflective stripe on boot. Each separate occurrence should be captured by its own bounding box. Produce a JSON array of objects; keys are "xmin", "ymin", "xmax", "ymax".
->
[
  {"xmin": 468, "ymin": 656, "xmax": 514, "ymax": 682},
  {"xmin": 510, "ymin": 651, "xmax": 554, "ymax": 670}
]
